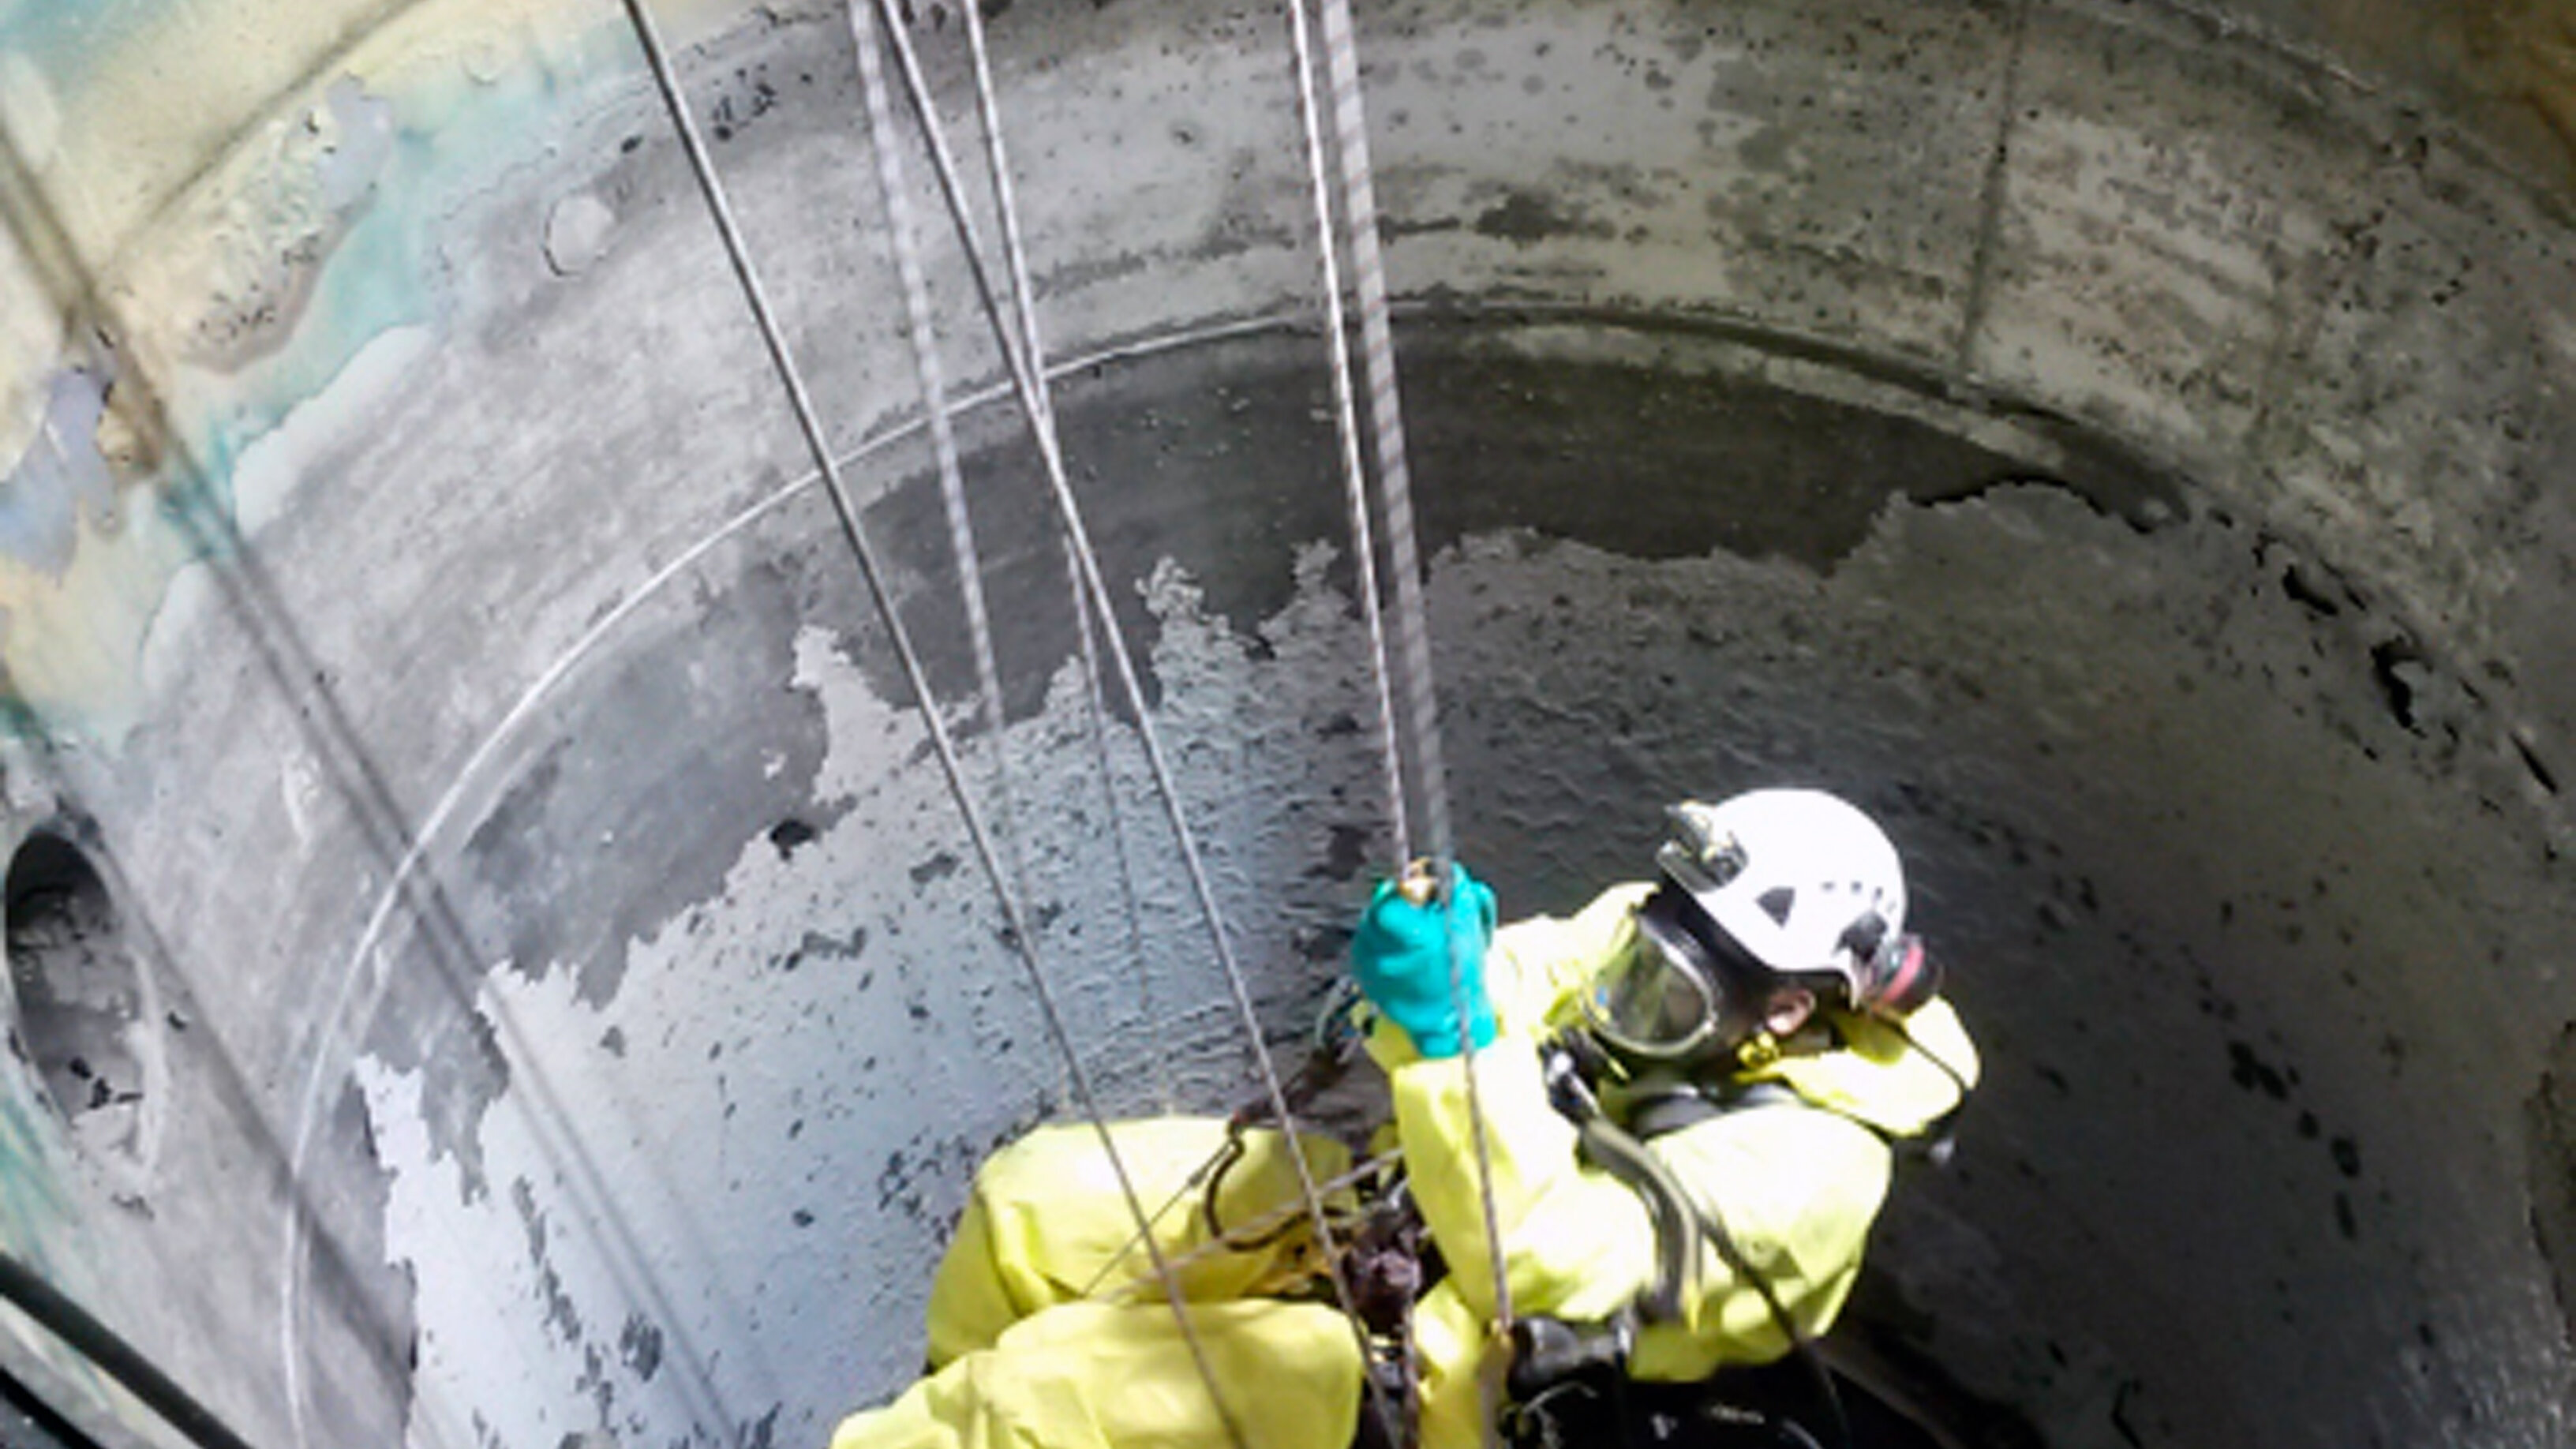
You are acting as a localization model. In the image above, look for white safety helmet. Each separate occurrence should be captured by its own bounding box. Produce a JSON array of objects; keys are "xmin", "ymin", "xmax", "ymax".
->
[
  {"xmin": 1583, "ymin": 788, "xmax": 1938, "ymax": 1061},
  {"xmin": 1661, "ymin": 790, "xmax": 1905, "ymax": 982}
]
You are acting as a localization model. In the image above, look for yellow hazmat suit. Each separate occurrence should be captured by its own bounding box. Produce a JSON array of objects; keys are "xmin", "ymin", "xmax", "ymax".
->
[{"xmin": 830, "ymin": 885, "xmax": 1978, "ymax": 1449}]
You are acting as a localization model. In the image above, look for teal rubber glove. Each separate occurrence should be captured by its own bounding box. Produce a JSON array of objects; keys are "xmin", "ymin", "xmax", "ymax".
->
[{"xmin": 1350, "ymin": 863, "xmax": 1499, "ymax": 1059}]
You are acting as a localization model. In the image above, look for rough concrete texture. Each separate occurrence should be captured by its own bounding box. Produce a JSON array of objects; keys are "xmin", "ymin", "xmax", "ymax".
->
[{"xmin": 0, "ymin": 2, "xmax": 2570, "ymax": 1449}]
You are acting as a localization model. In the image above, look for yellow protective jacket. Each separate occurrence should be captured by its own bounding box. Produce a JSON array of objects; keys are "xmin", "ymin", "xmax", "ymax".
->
[
  {"xmin": 1382, "ymin": 885, "xmax": 1979, "ymax": 1449},
  {"xmin": 830, "ymin": 886, "xmax": 1978, "ymax": 1449},
  {"xmin": 834, "ymin": 1118, "xmax": 1367, "ymax": 1449}
]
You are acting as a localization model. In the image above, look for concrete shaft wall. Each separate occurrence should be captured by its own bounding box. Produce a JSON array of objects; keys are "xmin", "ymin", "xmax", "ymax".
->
[{"xmin": 0, "ymin": 2, "xmax": 2572, "ymax": 1447}]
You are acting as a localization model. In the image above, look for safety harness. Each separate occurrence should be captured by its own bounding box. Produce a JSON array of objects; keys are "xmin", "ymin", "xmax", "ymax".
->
[{"xmin": 1502, "ymin": 1026, "xmax": 1971, "ymax": 1449}]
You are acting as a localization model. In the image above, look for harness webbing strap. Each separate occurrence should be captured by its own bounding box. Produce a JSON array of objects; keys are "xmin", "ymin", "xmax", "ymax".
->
[{"xmin": 1540, "ymin": 1056, "xmax": 1856, "ymax": 1449}]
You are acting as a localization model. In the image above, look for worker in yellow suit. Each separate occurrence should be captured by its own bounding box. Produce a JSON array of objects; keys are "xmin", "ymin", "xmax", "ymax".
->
[{"xmin": 832, "ymin": 789, "xmax": 1979, "ymax": 1449}]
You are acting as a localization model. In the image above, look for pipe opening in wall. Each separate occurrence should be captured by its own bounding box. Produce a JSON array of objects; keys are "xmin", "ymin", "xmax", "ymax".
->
[{"xmin": 5, "ymin": 831, "xmax": 147, "ymax": 1162}]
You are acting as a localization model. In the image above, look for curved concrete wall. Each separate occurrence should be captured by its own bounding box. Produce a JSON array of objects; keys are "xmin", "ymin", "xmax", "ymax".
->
[{"xmin": 0, "ymin": 2, "xmax": 2572, "ymax": 1447}]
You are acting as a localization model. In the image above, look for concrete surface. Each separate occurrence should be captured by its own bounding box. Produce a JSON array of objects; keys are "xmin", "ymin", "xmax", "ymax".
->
[{"xmin": 0, "ymin": 2, "xmax": 2570, "ymax": 1447}]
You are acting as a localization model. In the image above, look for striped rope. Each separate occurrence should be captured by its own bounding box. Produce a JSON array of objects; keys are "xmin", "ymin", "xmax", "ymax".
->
[
  {"xmin": 1309, "ymin": 0, "xmax": 1515, "ymax": 1354},
  {"xmin": 1284, "ymin": 0, "xmax": 1412, "ymax": 870},
  {"xmin": 1309, "ymin": 0, "xmax": 1451, "ymax": 870},
  {"xmin": 845, "ymin": 0, "xmax": 1022, "ymax": 885}
]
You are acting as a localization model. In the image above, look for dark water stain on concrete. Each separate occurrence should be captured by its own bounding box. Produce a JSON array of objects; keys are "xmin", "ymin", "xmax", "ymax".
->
[
  {"xmin": 1312, "ymin": 822, "xmax": 1372, "ymax": 882},
  {"xmin": 874, "ymin": 1130, "xmax": 986, "ymax": 1224},
  {"xmin": 361, "ymin": 989, "xmax": 509, "ymax": 1204},
  {"xmin": 780, "ymin": 926, "xmax": 865, "ymax": 973},
  {"xmin": 300, "ymin": 1079, "xmax": 419, "ymax": 1446},
  {"xmin": 511, "ymin": 1174, "xmax": 583, "ymax": 1346},
  {"xmin": 2228, "ymin": 1039, "xmax": 2290, "ymax": 1100},
  {"xmin": 1736, "ymin": 124, "xmax": 1793, "ymax": 174},
  {"xmin": 1473, "ymin": 189, "xmax": 1617, "ymax": 242},
  {"xmin": 460, "ymin": 548, "xmax": 840, "ymax": 1009},
  {"xmin": 769, "ymin": 818, "xmax": 818, "ymax": 859},
  {"xmin": 2525, "ymin": 1020, "xmax": 2576, "ymax": 1351},
  {"xmin": 856, "ymin": 314, "xmax": 2185, "ymax": 726}
]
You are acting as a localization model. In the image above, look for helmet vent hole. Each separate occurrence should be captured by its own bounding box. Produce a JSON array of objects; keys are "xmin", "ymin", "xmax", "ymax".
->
[{"xmin": 1756, "ymin": 886, "xmax": 1796, "ymax": 926}]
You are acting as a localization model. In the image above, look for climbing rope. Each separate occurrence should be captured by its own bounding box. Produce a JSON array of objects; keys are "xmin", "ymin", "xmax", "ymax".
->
[
  {"xmin": 620, "ymin": 6, "xmax": 1250, "ymax": 1446},
  {"xmin": 856, "ymin": 6, "xmax": 1428, "ymax": 1442},
  {"xmin": 853, "ymin": 4, "xmax": 1402, "ymax": 1434},
  {"xmin": 635, "ymin": 0, "xmax": 1495, "ymax": 1440},
  {"xmin": 844, "ymin": 0, "xmax": 1023, "ymax": 886},
  {"xmin": 958, "ymin": 0, "xmax": 1053, "ymax": 436},
  {"xmin": 864, "ymin": 0, "xmax": 1507, "ymax": 1434},
  {"xmin": 1309, "ymin": 0, "xmax": 1453, "ymax": 874},
  {"xmin": 1300, "ymin": 0, "xmax": 1516, "ymax": 1349},
  {"xmin": 1282, "ymin": 0, "xmax": 1411, "ymax": 869},
  {"xmin": 960, "ymin": 0, "xmax": 1166, "ymax": 1107}
]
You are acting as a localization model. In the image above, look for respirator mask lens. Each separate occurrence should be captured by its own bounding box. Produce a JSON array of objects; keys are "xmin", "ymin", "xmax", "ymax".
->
[{"xmin": 1583, "ymin": 908, "xmax": 1720, "ymax": 1060}]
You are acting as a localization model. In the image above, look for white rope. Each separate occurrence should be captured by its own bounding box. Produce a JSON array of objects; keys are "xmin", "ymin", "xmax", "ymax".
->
[
  {"xmin": 871, "ymin": 8, "xmax": 1429, "ymax": 1440},
  {"xmin": 845, "ymin": 0, "xmax": 1023, "ymax": 890},
  {"xmin": 959, "ymin": 0, "xmax": 1052, "ymax": 435},
  {"xmin": 957, "ymin": 0, "xmax": 1163, "ymax": 1106},
  {"xmin": 860, "ymin": 2, "xmax": 1390, "ymax": 1406},
  {"xmin": 625, "ymin": 6, "xmax": 1247, "ymax": 1445},
  {"xmin": 1308, "ymin": 0, "xmax": 1451, "ymax": 865},
  {"xmin": 1062, "ymin": 535, "xmax": 1166, "ymax": 1104}
]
